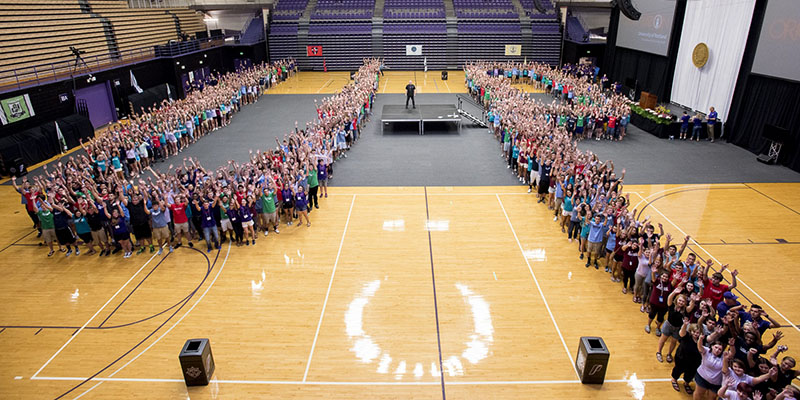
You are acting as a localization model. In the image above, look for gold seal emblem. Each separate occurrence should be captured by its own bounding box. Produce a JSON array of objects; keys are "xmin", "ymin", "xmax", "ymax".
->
[{"xmin": 692, "ymin": 43, "xmax": 709, "ymax": 68}]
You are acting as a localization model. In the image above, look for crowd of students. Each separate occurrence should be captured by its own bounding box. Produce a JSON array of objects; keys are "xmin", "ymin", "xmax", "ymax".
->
[
  {"xmin": 13, "ymin": 58, "xmax": 381, "ymax": 257},
  {"xmin": 464, "ymin": 60, "xmax": 799, "ymax": 400}
]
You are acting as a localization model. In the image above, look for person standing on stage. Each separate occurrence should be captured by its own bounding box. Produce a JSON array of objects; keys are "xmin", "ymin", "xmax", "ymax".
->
[
  {"xmin": 707, "ymin": 107, "xmax": 718, "ymax": 143},
  {"xmin": 405, "ymin": 80, "xmax": 416, "ymax": 109}
]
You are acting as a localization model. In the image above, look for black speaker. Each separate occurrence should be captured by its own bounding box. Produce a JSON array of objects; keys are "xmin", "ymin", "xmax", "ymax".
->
[
  {"xmin": 441, "ymin": 71, "xmax": 448, "ymax": 80},
  {"xmin": 532, "ymin": 0, "xmax": 547, "ymax": 13},
  {"xmin": 614, "ymin": 0, "xmax": 641, "ymax": 21},
  {"xmin": 9, "ymin": 157, "xmax": 27, "ymax": 178}
]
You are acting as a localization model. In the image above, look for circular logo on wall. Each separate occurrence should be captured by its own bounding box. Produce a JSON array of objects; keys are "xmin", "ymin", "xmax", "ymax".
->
[
  {"xmin": 692, "ymin": 43, "xmax": 709, "ymax": 68},
  {"xmin": 411, "ymin": 46, "xmax": 418, "ymax": 52}
]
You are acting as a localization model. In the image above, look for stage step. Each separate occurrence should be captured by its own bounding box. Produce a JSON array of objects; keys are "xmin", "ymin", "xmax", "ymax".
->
[{"xmin": 458, "ymin": 109, "xmax": 486, "ymax": 127}]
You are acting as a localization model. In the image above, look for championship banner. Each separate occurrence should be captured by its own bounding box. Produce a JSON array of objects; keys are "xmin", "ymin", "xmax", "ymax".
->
[
  {"xmin": 406, "ymin": 45, "xmax": 422, "ymax": 56},
  {"xmin": 0, "ymin": 93, "xmax": 35, "ymax": 125},
  {"xmin": 307, "ymin": 45, "xmax": 323, "ymax": 57},
  {"xmin": 505, "ymin": 44, "xmax": 522, "ymax": 56}
]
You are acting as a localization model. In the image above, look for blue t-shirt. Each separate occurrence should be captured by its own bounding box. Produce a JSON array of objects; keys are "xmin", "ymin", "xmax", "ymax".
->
[
  {"xmin": 588, "ymin": 220, "xmax": 605, "ymax": 243},
  {"xmin": 708, "ymin": 111, "xmax": 718, "ymax": 124},
  {"xmin": 681, "ymin": 115, "xmax": 690, "ymax": 128}
]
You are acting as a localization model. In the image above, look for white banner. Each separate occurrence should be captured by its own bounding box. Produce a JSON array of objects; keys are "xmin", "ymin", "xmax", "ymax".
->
[
  {"xmin": 130, "ymin": 70, "xmax": 143, "ymax": 93},
  {"xmin": 406, "ymin": 45, "xmax": 422, "ymax": 56}
]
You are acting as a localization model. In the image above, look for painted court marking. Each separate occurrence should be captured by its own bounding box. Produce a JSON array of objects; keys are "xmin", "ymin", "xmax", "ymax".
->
[
  {"xmin": 30, "ymin": 376, "xmax": 673, "ymax": 385},
  {"xmin": 631, "ymin": 191, "xmax": 800, "ymax": 336},
  {"xmin": 66, "ymin": 242, "xmax": 234, "ymax": 399},
  {"xmin": 495, "ymin": 194, "xmax": 580, "ymax": 379},
  {"xmin": 31, "ymin": 251, "xmax": 162, "ymax": 379},
  {"xmin": 316, "ymin": 78, "xmax": 333, "ymax": 94},
  {"xmin": 302, "ymin": 194, "xmax": 357, "ymax": 382}
]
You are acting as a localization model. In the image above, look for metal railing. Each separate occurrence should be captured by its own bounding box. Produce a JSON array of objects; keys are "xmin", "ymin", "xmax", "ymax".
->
[
  {"xmin": 0, "ymin": 36, "xmax": 227, "ymax": 94},
  {"xmin": 127, "ymin": 0, "xmax": 196, "ymax": 8}
]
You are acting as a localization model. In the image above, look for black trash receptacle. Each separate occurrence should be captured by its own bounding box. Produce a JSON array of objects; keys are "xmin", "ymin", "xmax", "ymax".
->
[
  {"xmin": 441, "ymin": 71, "xmax": 448, "ymax": 80},
  {"xmin": 575, "ymin": 336, "xmax": 609, "ymax": 384},
  {"xmin": 179, "ymin": 338, "xmax": 215, "ymax": 386}
]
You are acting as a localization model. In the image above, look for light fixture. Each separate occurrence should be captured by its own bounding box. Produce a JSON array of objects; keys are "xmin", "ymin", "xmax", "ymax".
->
[
  {"xmin": 199, "ymin": 61, "xmax": 203, "ymax": 64},
  {"xmin": 204, "ymin": 54, "xmax": 207, "ymax": 58},
  {"xmin": 176, "ymin": 61, "xmax": 180, "ymax": 65},
  {"xmin": 181, "ymin": 65, "xmax": 186, "ymax": 70}
]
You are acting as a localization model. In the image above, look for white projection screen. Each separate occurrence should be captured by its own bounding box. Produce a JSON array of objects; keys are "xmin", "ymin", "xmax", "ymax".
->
[
  {"xmin": 751, "ymin": 0, "xmax": 800, "ymax": 82},
  {"xmin": 616, "ymin": 0, "xmax": 677, "ymax": 56}
]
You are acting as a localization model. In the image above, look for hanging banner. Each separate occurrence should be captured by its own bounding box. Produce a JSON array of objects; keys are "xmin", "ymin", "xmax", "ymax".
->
[
  {"xmin": 307, "ymin": 45, "xmax": 323, "ymax": 57},
  {"xmin": 504, "ymin": 44, "xmax": 522, "ymax": 56},
  {"xmin": 406, "ymin": 45, "xmax": 422, "ymax": 56},
  {"xmin": 0, "ymin": 93, "xmax": 35, "ymax": 125}
]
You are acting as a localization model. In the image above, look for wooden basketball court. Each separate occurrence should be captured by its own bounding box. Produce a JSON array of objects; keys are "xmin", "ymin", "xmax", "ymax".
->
[{"xmin": 1, "ymin": 181, "xmax": 799, "ymax": 399}]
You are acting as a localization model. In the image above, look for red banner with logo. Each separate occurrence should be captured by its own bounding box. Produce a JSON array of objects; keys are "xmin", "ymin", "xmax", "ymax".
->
[{"xmin": 307, "ymin": 45, "xmax": 323, "ymax": 57}]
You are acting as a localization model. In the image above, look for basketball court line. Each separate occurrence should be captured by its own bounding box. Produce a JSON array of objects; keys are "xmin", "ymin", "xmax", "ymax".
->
[
  {"xmin": 65, "ymin": 242, "xmax": 233, "ymax": 399},
  {"xmin": 28, "ymin": 376, "xmax": 673, "ymax": 385},
  {"xmin": 630, "ymin": 191, "xmax": 800, "ymax": 336},
  {"xmin": 302, "ymin": 194, "xmax": 357, "ymax": 382},
  {"xmin": 316, "ymin": 79, "xmax": 333, "ymax": 93},
  {"xmin": 30, "ymin": 251, "xmax": 163, "ymax": 379},
  {"xmin": 495, "ymin": 194, "xmax": 580, "ymax": 379}
]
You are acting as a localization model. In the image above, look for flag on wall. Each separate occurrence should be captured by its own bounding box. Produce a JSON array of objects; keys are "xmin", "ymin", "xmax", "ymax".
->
[
  {"xmin": 0, "ymin": 93, "xmax": 35, "ymax": 125},
  {"xmin": 505, "ymin": 45, "xmax": 522, "ymax": 56},
  {"xmin": 406, "ymin": 45, "xmax": 422, "ymax": 56},
  {"xmin": 307, "ymin": 45, "xmax": 323, "ymax": 57},
  {"xmin": 55, "ymin": 121, "xmax": 67, "ymax": 152},
  {"xmin": 130, "ymin": 70, "xmax": 143, "ymax": 93}
]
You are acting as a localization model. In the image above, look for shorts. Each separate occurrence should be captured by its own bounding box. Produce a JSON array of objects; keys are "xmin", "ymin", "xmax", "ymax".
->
[
  {"xmin": 78, "ymin": 232, "xmax": 93, "ymax": 244},
  {"xmin": 661, "ymin": 320, "xmax": 680, "ymax": 339},
  {"xmin": 114, "ymin": 231, "xmax": 131, "ymax": 242},
  {"xmin": 243, "ymin": 220, "xmax": 254, "ymax": 228},
  {"xmin": 562, "ymin": 209, "xmax": 571, "ymax": 217},
  {"xmin": 42, "ymin": 228, "xmax": 57, "ymax": 243},
  {"xmin": 152, "ymin": 226, "xmax": 170, "ymax": 242},
  {"xmin": 91, "ymin": 229, "xmax": 108, "ymax": 243},
  {"xmin": 296, "ymin": 205, "xmax": 307, "ymax": 212},
  {"xmin": 56, "ymin": 228, "xmax": 75, "ymax": 245},
  {"xmin": 319, "ymin": 178, "xmax": 327, "ymax": 186},
  {"xmin": 133, "ymin": 223, "xmax": 152, "ymax": 240},
  {"xmin": 220, "ymin": 218, "xmax": 233, "ymax": 232},
  {"xmin": 174, "ymin": 222, "xmax": 189, "ymax": 234},
  {"xmin": 588, "ymin": 241, "xmax": 602, "ymax": 254},
  {"xmin": 503, "ymin": 142, "xmax": 510, "ymax": 152},
  {"xmin": 694, "ymin": 374, "xmax": 721, "ymax": 392},
  {"xmin": 265, "ymin": 211, "xmax": 278, "ymax": 224},
  {"xmin": 283, "ymin": 201, "xmax": 293, "ymax": 210}
]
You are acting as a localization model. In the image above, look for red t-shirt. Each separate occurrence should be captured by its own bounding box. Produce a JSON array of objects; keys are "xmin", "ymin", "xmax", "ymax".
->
[
  {"xmin": 23, "ymin": 191, "xmax": 38, "ymax": 212},
  {"xmin": 702, "ymin": 278, "xmax": 729, "ymax": 307},
  {"xmin": 169, "ymin": 203, "xmax": 188, "ymax": 224}
]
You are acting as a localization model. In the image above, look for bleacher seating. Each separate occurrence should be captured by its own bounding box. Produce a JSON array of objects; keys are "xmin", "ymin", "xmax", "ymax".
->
[
  {"xmin": 303, "ymin": 22, "xmax": 372, "ymax": 69},
  {"xmin": 0, "ymin": 0, "xmax": 205, "ymax": 81},
  {"xmin": 453, "ymin": 0, "xmax": 518, "ymax": 19},
  {"xmin": 272, "ymin": 0, "xmax": 308, "ymax": 21},
  {"xmin": 383, "ymin": 0, "xmax": 445, "ymax": 19},
  {"xmin": 383, "ymin": 22, "xmax": 447, "ymax": 69},
  {"xmin": 311, "ymin": 0, "xmax": 374, "ymax": 20},
  {"xmin": 268, "ymin": 23, "xmax": 299, "ymax": 62}
]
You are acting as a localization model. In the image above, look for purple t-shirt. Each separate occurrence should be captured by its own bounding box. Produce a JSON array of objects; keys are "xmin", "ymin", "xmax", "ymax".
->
[
  {"xmin": 200, "ymin": 207, "xmax": 216, "ymax": 228},
  {"xmin": 294, "ymin": 192, "xmax": 308, "ymax": 209}
]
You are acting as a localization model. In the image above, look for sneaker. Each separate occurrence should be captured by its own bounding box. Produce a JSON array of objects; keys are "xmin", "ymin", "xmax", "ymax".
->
[
  {"xmin": 137, "ymin": 247, "xmax": 145, "ymax": 255},
  {"xmin": 264, "ymin": 230, "xmax": 269, "ymax": 237},
  {"xmin": 645, "ymin": 325, "xmax": 651, "ymax": 334},
  {"xmin": 188, "ymin": 242, "xmax": 194, "ymax": 248},
  {"xmin": 594, "ymin": 262, "xmax": 599, "ymax": 269},
  {"xmin": 215, "ymin": 242, "xmax": 221, "ymax": 249},
  {"xmin": 579, "ymin": 253, "xmax": 584, "ymax": 260},
  {"xmin": 65, "ymin": 249, "xmax": 72, "ymax": 257},
  {"xmin": 252, "ymin": 240, "xmax": 256, "ymax": 245},
  {"xmin": 124, "ymin": 252, "xmax": 132, "ymax": 258},
  {"xmin": 527, "ymin": 188, "xmax": 532, "ymax": 193},
  {"xmin": 105, "ymin": 249, "xmax": 111, "ymax": 256},
  {"xmin": 48, "ymin": 250, "xmax": 55, "ymax": 257},
  {"xmin": 207, "ymin": 246, "xmax": 213, "ymax": 253},
  {"xmin": 245, "ymin": 241, "xmax": 249, "ymax": 246},
  {"xmin": 307, "ymin": 223, "xmax": 311, "ymax": 227},
  {"xmin": 553, "ymin": 216, "xmax": 558, "ymax": 221},
  {"xmin": 315, "ymin": 205, "xmax": 319, "ymax": 209},
  {"xmin": 288, "ymin": 221, "xmax": 292, "ymax": 226},
  {"xmin": 157, "ymin": 248, "xmax": 163, "ymax": 255},
  {"xmin": 655, "ymin": 328, "xmax": 662, "ymax": 337},
  {"xmin": 656, "ymin": 352, "xmax": 663, "ymax": 362},
  {"xmin": 174, "ymin": 242, "xmax": 182, "ymax": 249},
  {"xmin": 585, "ymin": 261, "xmax": 590, "ymax": 268},
  {"xmin": 150, "ymin": 245, "xmax": 155, "ymax": 253},
  {"xmin": 75, "ymin": 249, "xmax": 81, "ymax": 256}
]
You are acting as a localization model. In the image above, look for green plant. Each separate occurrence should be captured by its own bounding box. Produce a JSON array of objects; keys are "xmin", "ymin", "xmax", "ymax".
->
[{"xmin": 630, "ymin": 103, "xmax": 673, "ymax": 125}]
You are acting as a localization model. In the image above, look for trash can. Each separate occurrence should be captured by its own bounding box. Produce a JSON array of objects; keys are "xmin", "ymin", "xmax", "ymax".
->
[
  {"xmin": 441, "ymin": 71, "xmax": 448, "ymax": 80},
  {"xmin": 179, "ymin": 338, "xmax": 215, "ymax": 386},
  {"xmin": 575, "ymin": 336, "xmax": 609, "ymax": 384}
]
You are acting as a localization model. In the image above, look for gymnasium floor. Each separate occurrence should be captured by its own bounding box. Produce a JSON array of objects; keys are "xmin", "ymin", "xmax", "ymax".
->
[{"xmin": 1, "ymin": 72, "xmax": 799, "ymax": 400}]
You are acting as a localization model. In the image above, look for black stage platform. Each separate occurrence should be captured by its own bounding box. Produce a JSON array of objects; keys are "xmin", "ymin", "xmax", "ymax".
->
[{"xmin": 381, "ymin": 104, "xmax": 461, "ymax": 134}]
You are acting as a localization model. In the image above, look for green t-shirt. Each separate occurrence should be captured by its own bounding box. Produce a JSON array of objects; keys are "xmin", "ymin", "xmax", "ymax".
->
[
  {"xmin": 219, "ymin": 201, "xmax": 229, "ymax": 220},
  {"xmin": 307, "ymin": 168, "xmax": 319, "ymax": 188},
  {"xmin": 261, "ymin": 192, "xmax": 276, "ymax": 214},
  {"xmin": 577, "ymin": 116, "xmax": 585, "ymax": 127},
  {"xmin": 39, "ymin": 209, "xmax": 55, "ymax": 230}
]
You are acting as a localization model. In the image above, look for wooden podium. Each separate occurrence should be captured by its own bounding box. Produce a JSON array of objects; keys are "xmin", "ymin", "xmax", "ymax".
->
[{"xmin": 639, "ymin": 92, "xmax": 657, "ymax": 110}]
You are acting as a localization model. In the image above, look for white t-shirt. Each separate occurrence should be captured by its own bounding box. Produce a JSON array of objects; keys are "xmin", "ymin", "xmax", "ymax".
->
[{"xmin": 696, "ymin": 347, "xmax": 724, "ymax": 385}]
